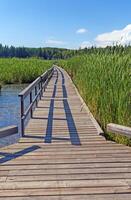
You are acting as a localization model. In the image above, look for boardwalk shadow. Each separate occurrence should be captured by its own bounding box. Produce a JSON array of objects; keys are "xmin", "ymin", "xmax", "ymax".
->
[
  {"xmin": 45, "ymin": 68, "xmax": 81, "ymax": 145},
  {"xmin": 45, "ymin": 70, "xmax": 58, "ymax": 143},
  {"xmin": 0, "ymin": 145, "xmax": 40, "ymax": 164},
  {"xmin": 44, "ymin": 99, "xmax": 54, "ymax": 143},
  {"xmin": 63, "ymin": 98, "xmax": 81, "ymax": 145},
  {"xmin": 60, "ymin": 69, "xmax": 67, "ymax": 98},
  {"xmin": 44, "ymin": 69, "xmax": 58, "ymax": 143}
]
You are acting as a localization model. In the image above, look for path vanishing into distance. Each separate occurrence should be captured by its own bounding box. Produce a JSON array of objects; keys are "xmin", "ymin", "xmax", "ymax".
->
[{"xmin": 0, "ymin": 67, "xmax": 131, "ymax": 199}]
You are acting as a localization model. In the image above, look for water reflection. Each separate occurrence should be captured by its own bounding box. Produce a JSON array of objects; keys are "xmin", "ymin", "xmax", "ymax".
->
[
  {"xmin": 0, "ymin": 84, "xmax": 28, "ymax": 147},
  {"xmin": 0, "ymin": 84, "xmax": 28, "ymax": 129}
]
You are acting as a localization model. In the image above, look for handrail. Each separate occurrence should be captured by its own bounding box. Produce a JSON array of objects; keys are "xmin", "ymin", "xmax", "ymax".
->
[
  {"xmin": 18, "ymin": 66, "xmax": 54, "ymax": 136},
  {"xmin": 19, "ymin": 77, "xmax": 41, "ymax": 98},
  {"xmin": 107, "ymin": 123, "xmax": 131, "ymax": 138}
]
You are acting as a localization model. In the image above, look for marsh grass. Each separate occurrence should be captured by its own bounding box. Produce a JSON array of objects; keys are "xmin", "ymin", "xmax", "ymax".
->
[
  {"xmin": 58, "ymin": 52, "xmax": 131, "ymax": 145},
  {"xmin": 0, "ymin": 58, "xmax": 53, "ymax": 84}
]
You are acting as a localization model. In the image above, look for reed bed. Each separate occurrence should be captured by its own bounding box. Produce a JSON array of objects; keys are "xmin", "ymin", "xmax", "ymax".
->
[
  {"xmin": 58, "ymin": 52, "xmax": 131, "ymax": 145},
  {"xmin": 0, "ymin": 58, "xmax": 53, "ymax": 84}
]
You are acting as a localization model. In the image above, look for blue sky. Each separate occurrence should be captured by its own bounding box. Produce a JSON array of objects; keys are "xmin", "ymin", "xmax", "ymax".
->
[{"xmin": 0, "ymin": 0, "xmax": 131, "ymax": 48}]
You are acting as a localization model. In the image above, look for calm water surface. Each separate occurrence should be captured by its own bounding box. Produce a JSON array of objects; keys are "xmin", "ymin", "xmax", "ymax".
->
[
  {"xmin": 0, "ymin": 84, "xmax": 28, "ymax": 128},
  {"xmin": 0, "ymin": 84, "xmax": 28, "ymax": 147}
]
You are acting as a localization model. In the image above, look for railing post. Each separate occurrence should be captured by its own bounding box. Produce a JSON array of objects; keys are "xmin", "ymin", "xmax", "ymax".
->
[
  {"xmin": 45, "ymin": 70, "xmax": 49, "ymax": 89},
  {"xmin": 47, "ymin": 69, "xmax": 50, "ymax": 85},
  {"xmin": 35, "ymin": 86, "xmax": 38, "ymax": 106},
  {"xmin": 30, "ymin": 92, "xmax": 33, "ymax": 118},
  {"xmin": 20, "ymin": 95, "xmax": 24, "ymax": 137},
  {"xmin": 40, "ymin": 76, "xmax": 43, "ymax": 99}
]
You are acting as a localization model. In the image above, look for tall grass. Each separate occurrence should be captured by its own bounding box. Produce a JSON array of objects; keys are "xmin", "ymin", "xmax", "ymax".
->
[
  {"xmin": 58, "ymin": 52, "xmax": 131, "ymax": 145},
  {"xmin": 0, "ymin": 58, "xmax": 53, "ymax": 84}
]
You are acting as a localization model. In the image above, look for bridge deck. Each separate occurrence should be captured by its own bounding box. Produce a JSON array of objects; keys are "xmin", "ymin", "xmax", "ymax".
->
[{"xmin": 0, "ymin": 67, "xmax": 131, "ymax": 199}]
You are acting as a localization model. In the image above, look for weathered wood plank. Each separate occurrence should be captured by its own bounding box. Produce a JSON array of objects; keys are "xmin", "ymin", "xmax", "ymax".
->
[
  {"xmin": 1, "ymin": 161, "xmax": 131, "ymax": 168},
  {"xmin": 107, "ymin": 123, "xmax": 131, "ymax": 137},
  {"xmin": 6, "ymin": 167, "xmax": 131, "ymax": 176},
  {"xmin": 0, "ymin": 179, "xmax": 130, "ymax": 189},
  {"xmin": 0, "ymin": 194, "xmax": 131, "ymax": 200},
  {"xmin": 4, "ymin": 172, "xmax": 131, "ymax": 182},
  {"xmin": 0, "ymin": 186, "xmax": 130, "ymax": 196}
]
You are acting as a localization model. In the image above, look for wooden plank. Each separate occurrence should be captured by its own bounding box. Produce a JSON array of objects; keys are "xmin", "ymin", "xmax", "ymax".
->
[
  {"xmin": 4, "ymin": 172, "xmax": 131, "ymax": 182},
  {"xmin": 0, "ymin": 126, "xmax": 18, "ymax": 138},
  {"xmin": 2, "ymin": 157, "xmax": 131, "ymax": 166},
  {"xmin": 107, "ymin": 123, "xmax": 131, "ymax": 137},
  {"xmin": 0, "ymin": 186, "xmax": 131, "ymax": 196},
  {"xmin": 0, "ymin": 194, "xmax": 131, "ymax": 200},
  {"xmin": 1, "ymin": 162, "xmax": 131, "ymax": 170},
  {"xmin": 1, "ymin": 149, "xmax": 131, "ymax": 156},
  {"xmin": 6, "ymin": 167, "xmax": 131, "ymax": 176},
  {"xmin": 1, "ymin": 152, "xmax": 131, "ymax": 160},
  {"xmin": 0, "ymin": 179, "xmax": 130, "ymax": 189}
]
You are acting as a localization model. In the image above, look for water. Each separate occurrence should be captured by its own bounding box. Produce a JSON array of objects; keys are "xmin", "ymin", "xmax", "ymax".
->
[{"xmin": 0, "ymin": 84, "xmax": 28, "ymax": 147}]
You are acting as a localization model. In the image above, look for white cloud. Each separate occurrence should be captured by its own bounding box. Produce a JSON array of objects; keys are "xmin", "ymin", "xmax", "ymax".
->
[
  {"xmin": 95, "ymin": 24, "xmax": 131, "ymax": 47},
  {"xmin": 80, "ymin": 41, "xmax": 93, "ymax": 49},
  {"xmin": 76, "ymin": 28, "xmax": 87, "ymax": 34},
  {"xmin": 45, "ymin": 39, "xmax": 66, "ymax": 46}
]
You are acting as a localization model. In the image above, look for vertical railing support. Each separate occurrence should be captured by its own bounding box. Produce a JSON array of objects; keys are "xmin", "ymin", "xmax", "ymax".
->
[
  {"xmin": 30, "ymin": 92, "xmax": 33, "ymax": 118},
  {"xmin": 20, "ymin": 95, "xmax": 24, "ymax": 137},
  {"xmin": 47, "ymin": 69, "xmax": 49, "ymax": 87},
  {"xmin": 35, "ymin": 86, "xmax": 38, "ymax": 106},
  {"xmin": 40, "ymin": 76, "xmax": 43, "ymax": 99}
]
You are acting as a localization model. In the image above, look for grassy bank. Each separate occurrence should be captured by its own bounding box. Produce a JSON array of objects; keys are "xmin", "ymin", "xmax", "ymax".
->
[
  {"xmin": 0, "ymin": 58, "xmax": 53, "ymax": 84},
  {"xmin": 58, "ymin": 52, "xmax": 131, "ymax": 145}
]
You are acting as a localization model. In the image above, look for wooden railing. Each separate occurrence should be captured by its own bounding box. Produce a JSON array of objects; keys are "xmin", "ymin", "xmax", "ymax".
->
[
  {"xmin": 19, "ymin": 66, "xmax": 54, "ymax": 136},
  {"xmin": 0, "ymin": 125, "xmax": 18, "ymax": 138},
  {"xmin": 107, "ymin": 123, "xmax": 131, "ymax": 138}
]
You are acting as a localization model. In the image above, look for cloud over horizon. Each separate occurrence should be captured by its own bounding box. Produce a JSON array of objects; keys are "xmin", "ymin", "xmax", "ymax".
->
[
  {"xmin": 80, "ymin": 24, "xmax": 131, "ymax": 48},
  {"xmin": 95, "ymin": 24, "xmax": 131, "ymax": 47}
]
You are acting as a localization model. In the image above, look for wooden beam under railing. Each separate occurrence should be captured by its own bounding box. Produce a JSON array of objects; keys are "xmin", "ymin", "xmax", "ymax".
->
[
  {"xmin": 107, "ymin": 123, "xmax": 131, "ymax": 138},
  {"xmin": 0, "ymin": 125, "xmax": 18, "ymax": 138}
]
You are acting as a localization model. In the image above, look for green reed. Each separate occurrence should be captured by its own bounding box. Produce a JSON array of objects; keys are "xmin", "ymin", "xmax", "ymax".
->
[
  {"xmin": 0, "ymin": 58, "xmax": 53, "ymax": 84},
  {"xmin": 58, "ymin": 51, "xmax": 131, "ymax": 145}
]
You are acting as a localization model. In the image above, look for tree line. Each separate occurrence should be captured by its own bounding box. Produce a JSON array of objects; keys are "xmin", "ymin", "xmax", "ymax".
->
[
  {"xmin": 0, "ymin": 44, "xmax": 78, "ymax": 59},
  {"xmin": 0, "ymin": 43, "xmax": 130, "ymax": 59}
]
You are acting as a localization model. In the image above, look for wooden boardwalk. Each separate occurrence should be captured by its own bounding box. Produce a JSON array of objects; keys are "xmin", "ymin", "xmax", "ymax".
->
[{"xmin": 0, "ymin": 67, "xmax": 131, "ymax": 199}]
